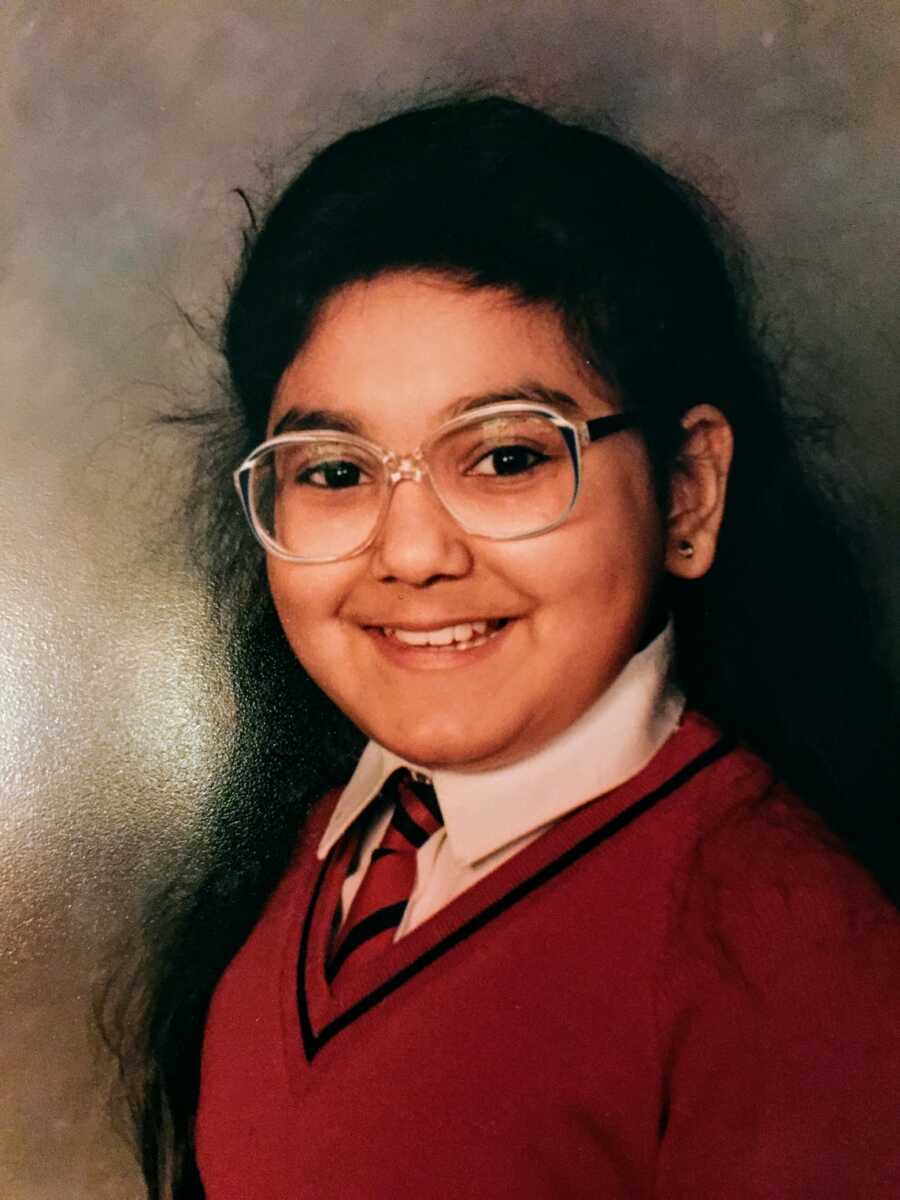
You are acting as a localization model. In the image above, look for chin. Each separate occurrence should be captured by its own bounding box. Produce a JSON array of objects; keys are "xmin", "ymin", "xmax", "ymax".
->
[{"xmin": 373, "ymin": 716, "xmax": 520, "ymax": 772}]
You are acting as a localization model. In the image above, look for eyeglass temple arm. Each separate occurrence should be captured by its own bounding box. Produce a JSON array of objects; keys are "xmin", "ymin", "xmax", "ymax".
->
[{"xmin": 583, "ymin": 410, "xmax": 661, "ymax": 444}]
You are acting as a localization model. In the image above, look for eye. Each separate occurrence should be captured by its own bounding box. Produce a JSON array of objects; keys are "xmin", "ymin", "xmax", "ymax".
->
[
  {"xmin": 468, "ymin": 444, "xmax": 550, "ymax": 477},
  {"xmin": 298, "ymin": 459, "xmax": 373, "ymax": 489}
]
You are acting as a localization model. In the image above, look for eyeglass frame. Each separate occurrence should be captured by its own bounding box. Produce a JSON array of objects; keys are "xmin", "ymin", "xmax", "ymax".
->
[{"xmin": 233, "ymin": 400, "xmax": 656, "ymax": 564}]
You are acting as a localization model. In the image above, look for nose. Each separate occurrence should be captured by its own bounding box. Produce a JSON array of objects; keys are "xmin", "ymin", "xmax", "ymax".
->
[{"xmin": 369, "ymin": 476, "xmax": 474, "ymax": 585}]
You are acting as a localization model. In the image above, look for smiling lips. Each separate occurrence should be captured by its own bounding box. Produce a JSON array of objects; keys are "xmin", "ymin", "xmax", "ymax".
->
[{"xmin": 375, "ymin": 617, "xmax": 509, "ymax": 649}]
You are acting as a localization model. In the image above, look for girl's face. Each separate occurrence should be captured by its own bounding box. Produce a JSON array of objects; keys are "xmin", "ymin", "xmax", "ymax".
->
[{"xmin": 266, "ymin": 272, "xmax": 667, "ymax": 771}]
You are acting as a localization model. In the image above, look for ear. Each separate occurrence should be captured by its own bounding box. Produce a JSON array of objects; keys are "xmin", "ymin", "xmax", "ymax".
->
[{"xmin": 665, "ymin": 405, "xmax": 734, "ymax": 579}]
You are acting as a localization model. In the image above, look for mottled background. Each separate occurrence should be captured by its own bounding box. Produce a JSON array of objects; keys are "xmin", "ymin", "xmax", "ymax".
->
[{"xmin": 2, "ymin": 1, "xmax": 897, "ymax": 1195}]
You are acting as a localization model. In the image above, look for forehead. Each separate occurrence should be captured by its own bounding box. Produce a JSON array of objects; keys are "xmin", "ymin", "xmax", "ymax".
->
[{"xmin": 268, "ymin": 272, "xmax": 614, "ymax": 440}]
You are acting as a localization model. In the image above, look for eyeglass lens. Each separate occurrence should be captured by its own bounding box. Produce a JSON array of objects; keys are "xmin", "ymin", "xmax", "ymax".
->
[{"xmin": 247, "ymin": 412, "xmax": 578, "ymax": 560}]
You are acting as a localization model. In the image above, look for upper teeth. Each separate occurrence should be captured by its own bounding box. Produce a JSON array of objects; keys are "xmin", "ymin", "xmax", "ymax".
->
[{"xmin": 384, "ymin": 620, "xmax": 490, "ymax": 646}]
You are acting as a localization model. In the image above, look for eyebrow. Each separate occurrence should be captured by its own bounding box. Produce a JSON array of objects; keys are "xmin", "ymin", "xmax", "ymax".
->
[
  {"xmin": 444, "ymin": 383, "xmax": 587, "ymax": 420},
  {"xmin": 270, "ymin": 383, "xmax": 589, "ymax": 439},
  {"xmin": 272, "ymin": 407, "xmax": 365, "ymax": 437}
]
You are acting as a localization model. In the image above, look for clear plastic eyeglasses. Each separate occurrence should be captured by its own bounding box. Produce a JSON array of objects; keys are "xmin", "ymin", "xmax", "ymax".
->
[{"xmin": 233, "ymin": 401, "xmax": 650, "ymax": 563}]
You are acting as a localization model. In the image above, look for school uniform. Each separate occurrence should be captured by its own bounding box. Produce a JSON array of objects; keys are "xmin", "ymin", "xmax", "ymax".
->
[{"xmin": 196, "ymin": 625, "xmax": 900, "ymax": 1198}]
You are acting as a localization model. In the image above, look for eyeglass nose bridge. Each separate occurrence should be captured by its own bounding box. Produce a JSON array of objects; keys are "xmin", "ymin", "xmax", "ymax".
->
[
  {"xmin": 377, "ymin": 449, "xmax": 458, "ymax": 541},
  {"xmin": 384, "ymin": 450, "xmax": 427, "ymax": 486}
]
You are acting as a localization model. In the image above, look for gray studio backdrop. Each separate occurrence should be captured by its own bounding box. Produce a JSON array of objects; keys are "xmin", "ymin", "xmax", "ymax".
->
[{"xmin": 2, "ymin": 2, "xmax": 898, "ymax": 1196}]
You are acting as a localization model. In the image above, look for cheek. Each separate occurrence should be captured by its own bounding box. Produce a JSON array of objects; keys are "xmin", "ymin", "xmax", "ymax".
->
[
  {"xmin": 505, "ymin": 487, "xmax": 663, "ymax": 613},
  {"xmin": 266, "ymin": 559, "xmax": 344, "ymax": 665},
  {"xmin": 579, "ymin": 458, "xmax": 665, "ymax": 578},
  {"xmin": 511, "ymin": 481, "xmax": 666, "ymax": 679}
]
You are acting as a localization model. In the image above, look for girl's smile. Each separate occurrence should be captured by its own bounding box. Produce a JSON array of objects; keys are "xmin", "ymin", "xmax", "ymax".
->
[
  {"xmin": 363, "ymin": 615, "xmax": 514, "ymax": 667},
  {"xmin": 266, "ymin": 271, "xmax": 668, "ymax": 770},
  {"xmin": 376, "ymin": 618, "xmax": 505, "ymax": 646}
]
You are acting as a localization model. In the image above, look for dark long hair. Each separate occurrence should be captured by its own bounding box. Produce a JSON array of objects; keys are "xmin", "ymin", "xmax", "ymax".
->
[{"xmin": 101, "ymin": 95, "xmax": 897, "ymax": 1199}]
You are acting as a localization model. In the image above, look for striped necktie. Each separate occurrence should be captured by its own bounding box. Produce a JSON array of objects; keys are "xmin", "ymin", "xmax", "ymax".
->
[{"xmin": 326, "ymin": 767, "xmax": 443, "ymax": 985}]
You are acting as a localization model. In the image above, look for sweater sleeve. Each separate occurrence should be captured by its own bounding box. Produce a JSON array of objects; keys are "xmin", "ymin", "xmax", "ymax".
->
[{"xmin": 654, "ymin": 797, "xmax": 900, "ymax": 1199}]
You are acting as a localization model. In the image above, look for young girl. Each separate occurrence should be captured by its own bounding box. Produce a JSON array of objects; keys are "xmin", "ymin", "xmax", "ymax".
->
[{"xmin": 108, "ymin": 96, "xmax": 899, "ymax": 1198}]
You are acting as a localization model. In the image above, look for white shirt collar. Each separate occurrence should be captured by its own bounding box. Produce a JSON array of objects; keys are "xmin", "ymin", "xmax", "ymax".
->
[{"xmin": 317, "ymin": 620, "xmax": 684, "ymax": 866}]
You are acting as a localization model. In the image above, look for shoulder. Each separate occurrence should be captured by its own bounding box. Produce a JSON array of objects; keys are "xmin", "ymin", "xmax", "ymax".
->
[
  {"xmin": 684, "ymin": 713, "xmax": 892, "ymax": 931},
  {"xmin": 663, "ymin": 711, "xmax": 887, "ymax": 898},
  {"xmin": 653, "ymin": 719, "xmax": 900, "ymax": 1196},
  {"xmin": 652, "ymin": 715, "xmax": 900, "ymax": 1195},
  {"xmin": 657, "ymin": 710, "xmax": 899, "ymax": 1011}
]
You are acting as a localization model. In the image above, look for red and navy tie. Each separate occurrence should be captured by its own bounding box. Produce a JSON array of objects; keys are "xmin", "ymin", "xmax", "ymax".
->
[{"xmin": 326, "ymin": 767, "xmax": 443, "ymax": 985}]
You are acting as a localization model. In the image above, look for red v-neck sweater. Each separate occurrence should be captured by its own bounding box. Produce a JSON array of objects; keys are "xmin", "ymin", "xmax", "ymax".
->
[{"xmin": 196, "ymin": 712, "xmax": 900, "ymax": 1198}]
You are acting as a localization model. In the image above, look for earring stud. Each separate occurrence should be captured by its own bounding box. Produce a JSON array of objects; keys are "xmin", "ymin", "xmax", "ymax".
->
[{"xmin": 677, "ymin": 538, "xmax": 694, "ymax": 558}]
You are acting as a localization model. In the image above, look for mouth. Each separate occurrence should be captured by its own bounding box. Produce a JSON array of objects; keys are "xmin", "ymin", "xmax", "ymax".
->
[{"xmin": 367, "ymin": 617, "xmax": 510, "ymax": 652}]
